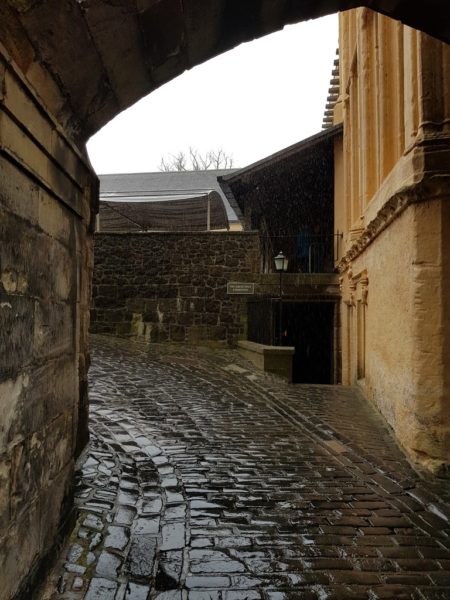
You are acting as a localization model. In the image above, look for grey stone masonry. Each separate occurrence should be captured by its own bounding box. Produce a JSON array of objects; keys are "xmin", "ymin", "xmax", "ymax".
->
[{"xmin": 91, "ymin": 232, "xmax": 260, "ymax": 345}]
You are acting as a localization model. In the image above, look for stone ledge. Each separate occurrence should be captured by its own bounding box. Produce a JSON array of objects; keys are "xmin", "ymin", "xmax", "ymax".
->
[
  {"xmin": 93, "ymin": 231, "xmax": 259, "ymax": 238},
  {"xmin": 237, "ymin": 340, "xmax": 295, "ymax": 383}
]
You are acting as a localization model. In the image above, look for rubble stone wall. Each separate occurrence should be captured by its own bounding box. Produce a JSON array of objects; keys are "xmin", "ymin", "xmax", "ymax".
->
[
  {"xmin": 0, "ymin": 44, "xmax": 97, "ymax": 599},
  {"xmin": 91, "ymin": 232, "xmax": 260, "ymax": 345}
]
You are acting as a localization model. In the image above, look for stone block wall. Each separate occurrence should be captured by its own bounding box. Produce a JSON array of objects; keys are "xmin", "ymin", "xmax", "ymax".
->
[
  {"xmin": 0, "ymin": 44, "xmax": 96, "ymax": 598},
  {"xmin": 91, "ymin": 232, "xmax": 260, "ymax": 345}
]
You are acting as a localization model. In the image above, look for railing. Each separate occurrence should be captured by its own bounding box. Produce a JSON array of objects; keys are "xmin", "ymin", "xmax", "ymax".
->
[
  {"xmin": 307, "ymin": 240, "xmax": 328, "ymax": 273},
  {"xmin": 261, "ymin": 233, "xmax": 342, "ymax": 274},
  {"xmin": 247, "ymin": 296, "xmax": 277, "ymax": 346}
]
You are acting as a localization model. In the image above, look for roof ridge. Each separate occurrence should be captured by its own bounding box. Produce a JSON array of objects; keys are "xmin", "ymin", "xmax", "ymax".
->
[{"xmin": 98, "ymin": 168, "xmax": 238, "ymax": 177}]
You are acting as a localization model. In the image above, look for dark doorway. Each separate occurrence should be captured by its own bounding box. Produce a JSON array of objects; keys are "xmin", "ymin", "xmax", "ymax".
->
[{"xmin": 282, "ymin": 302, "xmax": 334, "ymax": 384}]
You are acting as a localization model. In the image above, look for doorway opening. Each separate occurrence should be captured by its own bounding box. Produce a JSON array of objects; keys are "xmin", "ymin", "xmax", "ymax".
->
[{"xmin": 282, "ymin": 301, "xmax": 335, "ymax": 384}]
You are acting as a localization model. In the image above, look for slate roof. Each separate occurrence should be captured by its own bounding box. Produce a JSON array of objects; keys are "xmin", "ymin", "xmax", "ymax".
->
[
  {"xmin": 99, "ymin": 170, "xmax": 241, "ymax": 227},
  {"xmin": 97, "ymin": 127, "xmax": 342, "ymax": 233},
  {"xmin": 222, "ymin": 124, "xmax": 342, "ymax": 185}
]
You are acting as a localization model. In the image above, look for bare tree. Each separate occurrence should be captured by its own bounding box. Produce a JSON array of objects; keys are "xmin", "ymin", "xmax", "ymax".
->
[
  {"xmin": 159, "ymin": 147, "xmax": 234, "ymax": 171},
  {"xmin": 208, "ymin": 148, "xmax": 234, "ymax": 169},
  {"xmin": 159, "ymin": 151, "xmax": 188, "ymax": 172}
]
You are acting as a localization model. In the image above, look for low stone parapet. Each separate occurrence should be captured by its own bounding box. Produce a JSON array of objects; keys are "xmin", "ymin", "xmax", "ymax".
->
[{"xmin": 237, "ymin": 340, "xmax": 295, "ymax": 382}]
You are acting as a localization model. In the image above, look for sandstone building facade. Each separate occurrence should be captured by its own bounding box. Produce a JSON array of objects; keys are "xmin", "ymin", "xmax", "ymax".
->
[{"xmin": 333, "ymin": 9, "xmax": 450, "ymax": 474}]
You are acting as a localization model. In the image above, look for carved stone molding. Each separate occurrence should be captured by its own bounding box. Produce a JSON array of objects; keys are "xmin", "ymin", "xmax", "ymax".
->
[{"xmin": 338, "ymin": 175, "xmax": 450, "ymax": 273}]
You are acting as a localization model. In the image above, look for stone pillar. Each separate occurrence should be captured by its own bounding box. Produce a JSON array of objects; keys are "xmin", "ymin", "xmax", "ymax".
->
[
  {"xmin": 356, "ymin": 9, "xmax": 378, "ymax": 208},
  {"xmin": 406, "ymin": 197, "xmax": 450, "ymax": 474},
  {"xmin": 403, "ymin": 27, "xmax": 420, "ymax": 150},
  {"xmin": 376, "ymin": 14, "xmax": 405, "ymax": 181}
]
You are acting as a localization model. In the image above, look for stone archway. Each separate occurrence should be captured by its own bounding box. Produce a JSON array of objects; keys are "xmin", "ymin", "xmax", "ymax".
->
[
  {"xmin": 1, "ymin": 1, "xmax": 449, "ymax": 143},
  {"xmin": 1, "ymin": 2, "xmax": 449, "ymax": 598}
]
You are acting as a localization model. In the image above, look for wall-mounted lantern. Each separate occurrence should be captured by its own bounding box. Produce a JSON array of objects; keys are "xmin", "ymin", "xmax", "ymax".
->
[{"xmin": 274, "ymin": 251, "xmax": 288, "ymax": 346}]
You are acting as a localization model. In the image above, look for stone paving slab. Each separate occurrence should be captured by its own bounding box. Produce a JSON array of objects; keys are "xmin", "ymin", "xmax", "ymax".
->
[{"xmin": 37, "ymin": 335, "xmax": 450, "ymax": 600}]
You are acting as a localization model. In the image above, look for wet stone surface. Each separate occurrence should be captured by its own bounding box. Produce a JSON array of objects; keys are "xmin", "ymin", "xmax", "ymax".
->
[{"xmin": 38, "ymin": 335, "xmax": 450, "ymax": 600}]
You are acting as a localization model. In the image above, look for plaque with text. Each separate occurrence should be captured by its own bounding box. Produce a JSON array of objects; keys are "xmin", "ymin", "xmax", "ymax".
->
[{"xmin": 227, "ymin": 282, "xmax": 255, "ymax": 295}]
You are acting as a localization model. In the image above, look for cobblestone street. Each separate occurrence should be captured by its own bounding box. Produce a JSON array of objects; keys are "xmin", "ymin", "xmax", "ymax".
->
[{"xmin": 38, "ymin": 335, "xmax": 450, "ymax": 600}]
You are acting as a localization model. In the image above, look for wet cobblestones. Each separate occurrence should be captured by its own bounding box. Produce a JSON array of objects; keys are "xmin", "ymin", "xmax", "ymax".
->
[{"xmin": 38, "ymin": 335, "xmax": 450, "ymax": 600}]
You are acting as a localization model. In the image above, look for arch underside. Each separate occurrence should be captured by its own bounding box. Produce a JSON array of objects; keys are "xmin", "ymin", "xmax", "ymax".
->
[
  {"xmin": 1, "ymin": 3, "xmax": 450, "ymax": 598},
  {"xmin": 1, "ymin": 0, "xmax": 449, "ymax": 142}
]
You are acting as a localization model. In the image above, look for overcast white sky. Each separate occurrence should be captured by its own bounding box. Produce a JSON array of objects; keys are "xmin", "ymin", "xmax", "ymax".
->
[{"xmin": 87, "ymin": 14, "xmax": 338, "ymax": 174}]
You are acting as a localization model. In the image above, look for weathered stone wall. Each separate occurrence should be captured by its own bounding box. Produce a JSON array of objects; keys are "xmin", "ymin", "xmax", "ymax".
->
[
  {"xmin": 0, "ymin": 44, "xmax": 96, "ymax": 598},
  {"xmin": 91, "ymin": 232, "xmax": 260, "ymax": 345}
]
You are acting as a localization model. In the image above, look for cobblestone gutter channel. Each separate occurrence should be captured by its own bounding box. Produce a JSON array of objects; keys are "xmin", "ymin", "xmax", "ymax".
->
[{"xmin": 37, "ymin": 335, "xmax": 450, "ymax": 600}]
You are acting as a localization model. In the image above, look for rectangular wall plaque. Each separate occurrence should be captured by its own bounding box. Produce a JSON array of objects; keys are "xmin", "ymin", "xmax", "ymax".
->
[{"xmin": 227, "ymin": 282, "xmax": 255, "ymax": 295}]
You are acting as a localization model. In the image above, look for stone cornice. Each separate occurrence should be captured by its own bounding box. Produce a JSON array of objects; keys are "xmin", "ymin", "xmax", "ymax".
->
[{"xmin": 338, "ymin": 175, "xmax": 450, "ymax": 273}]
